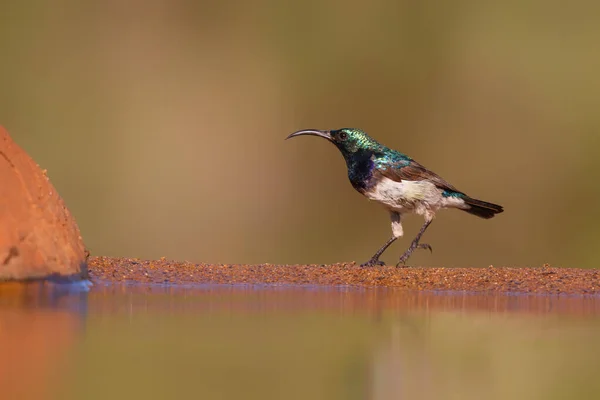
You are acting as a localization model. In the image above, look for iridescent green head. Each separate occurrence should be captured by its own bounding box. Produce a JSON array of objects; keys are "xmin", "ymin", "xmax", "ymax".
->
[{"xmin": 286, "ymin": 128, "xmax": 383, "ymax": 158}]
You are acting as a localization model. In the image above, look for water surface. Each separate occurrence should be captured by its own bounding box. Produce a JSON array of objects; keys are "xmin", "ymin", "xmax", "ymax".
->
[{"xmin": 4, "ymin": 282, "xmax": 600, "ymax": 400}]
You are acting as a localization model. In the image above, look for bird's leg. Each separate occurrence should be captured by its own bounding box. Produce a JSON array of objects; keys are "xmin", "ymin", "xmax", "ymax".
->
[
  {"xmin": 361, "ymin": 236, "xmax": 397, "ymax": 267},
  {"xmin": 361, "ymin": 212, "xmax": 403, "ymax": 267},
  {"xmin": 397, "ymin": 219, "xmax": 433, "ymax": 267}
]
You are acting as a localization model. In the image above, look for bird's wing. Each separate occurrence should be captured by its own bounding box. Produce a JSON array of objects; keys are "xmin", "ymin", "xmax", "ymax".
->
[{"xmin": 376, "ymin": 159, "xmax": 462, "ymax": 194}]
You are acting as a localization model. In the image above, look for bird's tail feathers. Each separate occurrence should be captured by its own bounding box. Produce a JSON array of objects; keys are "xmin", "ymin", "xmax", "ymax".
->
[{"xmin": 462, "ymin": 196, "xmax": 503, "ymax": 219}]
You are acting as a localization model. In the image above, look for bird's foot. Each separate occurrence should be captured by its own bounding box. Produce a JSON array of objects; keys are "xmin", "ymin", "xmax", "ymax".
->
[
  {"xmin": 417, "ymin": 243, "xmax": 433, "ymax": 253},
  {"xmin": 396, "ymin": 243, "xmax": 433, "ymax": 267},
  {"xmin": 360, "ymin": 258, "xmax": 386, "ymax": 267}
]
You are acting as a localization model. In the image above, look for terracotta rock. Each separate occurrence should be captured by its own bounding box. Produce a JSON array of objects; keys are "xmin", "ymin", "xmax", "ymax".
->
[{"xmin": 0, "ymin": 126, "xmax": 88, "ymax": 281}]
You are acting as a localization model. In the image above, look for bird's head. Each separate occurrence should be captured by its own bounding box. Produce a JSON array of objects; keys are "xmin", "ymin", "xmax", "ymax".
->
[{"xmin": 286, "ymin": 128, "xmax": 381, "ymax": 158}]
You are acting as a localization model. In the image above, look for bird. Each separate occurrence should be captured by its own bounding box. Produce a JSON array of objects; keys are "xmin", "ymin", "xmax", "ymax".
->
[{"xmin": 286, "ymin": 128, "xmax": 503, "ymax": 267}]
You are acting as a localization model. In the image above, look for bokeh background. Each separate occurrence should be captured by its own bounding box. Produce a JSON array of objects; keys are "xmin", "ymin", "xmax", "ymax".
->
[{"xmin": 1, "ymin": 1, "xmax": 599, "ymax": 268}]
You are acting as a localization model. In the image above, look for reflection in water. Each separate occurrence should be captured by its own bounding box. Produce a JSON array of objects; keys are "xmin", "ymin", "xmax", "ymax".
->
[
  {"xmin": 0, "ymin": 281, "xmax": 89, "ymax": 400},
  {"xmin": 63, "ymin": 284, "xmax": 600, "ymax": 400},
  {"xmin": 3, "ymin": 282, "xmax": 599, "ymax": 400},
  {"xmin": 371, "ymin": 312, "xmax": 600, "ymax": 400}
]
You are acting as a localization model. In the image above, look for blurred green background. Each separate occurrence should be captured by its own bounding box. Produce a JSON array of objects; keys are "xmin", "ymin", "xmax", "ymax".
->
[{"xmin": 1, "ymin": 1, "xmax": 599, "ymax": 267}]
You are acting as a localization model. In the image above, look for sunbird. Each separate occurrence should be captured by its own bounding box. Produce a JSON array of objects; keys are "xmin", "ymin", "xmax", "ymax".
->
[{"xmin": 286, "ymin": 128, "xmax": 503, "ymax": 266}]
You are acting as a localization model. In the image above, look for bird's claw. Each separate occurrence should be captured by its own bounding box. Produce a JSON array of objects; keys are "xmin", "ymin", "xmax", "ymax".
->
[
  {"xmin": 396, "ymin": 258, "xmax": 409, "ymax": 267},
  {"xmin": 360, "ymin": 259, "xmax": 386, "ymax": 267},
  {"xmin": 417, "ymin": 243, "xmax": 433, "ymax": 253},
  {"xmin": 396, "ymin": 243, "xmax": 433, "ymax": 267}
]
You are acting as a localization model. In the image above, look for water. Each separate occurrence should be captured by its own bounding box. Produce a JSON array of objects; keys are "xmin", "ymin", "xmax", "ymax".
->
[{"xmin": 3, "ymin": 282, "xmax": 600, "ymax": 400}]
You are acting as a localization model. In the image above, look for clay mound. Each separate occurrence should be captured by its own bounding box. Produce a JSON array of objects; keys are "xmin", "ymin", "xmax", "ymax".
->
[{"xmin": 0, "ymin": 126, "xmax": 88, "ymax": 281}]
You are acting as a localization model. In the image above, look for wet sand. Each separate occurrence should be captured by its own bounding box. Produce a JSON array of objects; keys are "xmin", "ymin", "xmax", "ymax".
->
[{"xmin": 88, "ymin": 257, "xmax": 600, "ymax": 296}]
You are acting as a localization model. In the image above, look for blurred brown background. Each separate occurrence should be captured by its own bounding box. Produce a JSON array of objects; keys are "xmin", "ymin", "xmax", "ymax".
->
[{"xmin": 1, "ymin": 1, "xmax": 598, "ymax": 268}]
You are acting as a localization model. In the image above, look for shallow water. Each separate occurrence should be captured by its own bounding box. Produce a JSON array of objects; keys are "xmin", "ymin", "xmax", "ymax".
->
[{"xmin": 3, "ymin": 282, "xmax": 600, "ymax": 400}]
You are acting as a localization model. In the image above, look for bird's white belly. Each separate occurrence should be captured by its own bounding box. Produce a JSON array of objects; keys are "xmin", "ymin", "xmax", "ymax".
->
[{"xmin": 365, "ymin": 177, "xmax": 448, "ymax": 216}]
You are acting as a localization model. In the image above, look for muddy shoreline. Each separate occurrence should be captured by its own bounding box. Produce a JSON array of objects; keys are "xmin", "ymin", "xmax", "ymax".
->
[{"xmin": 88, "ymin": 257, "xmax": 600, "ymax": 296}]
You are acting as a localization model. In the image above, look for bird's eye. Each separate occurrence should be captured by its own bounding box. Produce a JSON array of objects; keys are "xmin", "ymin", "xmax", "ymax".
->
[{"xmin": 338, "ymin": 131, "xmax": 347, "ymax": 141}]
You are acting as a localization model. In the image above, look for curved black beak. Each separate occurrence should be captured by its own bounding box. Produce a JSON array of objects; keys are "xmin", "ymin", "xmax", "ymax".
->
[{"xmin": 286, "ymin": 129, "xmax": 332, "ymax": 141}]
